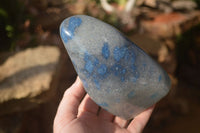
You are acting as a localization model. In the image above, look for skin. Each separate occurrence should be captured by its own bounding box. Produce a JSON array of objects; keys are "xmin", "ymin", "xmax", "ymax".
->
[{"xmin": 54, "ymin": 77, "xmax": 155, "ymax": 133}]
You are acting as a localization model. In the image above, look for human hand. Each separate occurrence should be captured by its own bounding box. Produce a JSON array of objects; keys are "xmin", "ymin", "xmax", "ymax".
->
[{"xmin": 54, "ymin": 77, "xmax": 154, "ymax": 133}]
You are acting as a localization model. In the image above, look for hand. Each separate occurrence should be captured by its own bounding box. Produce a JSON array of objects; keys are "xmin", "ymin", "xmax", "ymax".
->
[{"xmin": 54, "ymin": 77, "xmax": 154, "ymax": 133}]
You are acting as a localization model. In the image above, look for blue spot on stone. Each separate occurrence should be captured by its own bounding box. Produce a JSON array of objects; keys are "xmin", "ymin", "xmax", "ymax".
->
[
  {"xmin": 124, "ymin": 50, "xmax": 135, "ymax": 64},
  {"xmin": 112, "ymin": 64, "xmax": 126, "ymax": 76},
  {"xmin": 84, "ymin": 52, "xmax": 90, "ymax": 61},
  {"xmin": 111, "ymin": 64, "xmax": 126, "ymax": 81},
  {"xmin": 131, "ymin": 65, "xmax": 136, "ymax": 73},
  {"xmin": 113, "ymin": 46, "xmax": 127, "ymax": 62},
  {"xmin": 150, "ymin": 93, "xmax": 157, "ymax": 99},
  {"xmin": 85, "ymin": 60, "xmax": 94, "ymax": 74},
  {"xmin": 158, "ymin": 75, "xmax": 162, "ymax": 82},
  {"xmin": 130, "ymin": 53, "xmax": 136, "ymax": 64},
  {"xmin": 83, "ymin": 51, "xmax": 99, "ymax": 75},
  {"xmin": 94, "ymin": 58, "xmax": 99, "ymax": 66},
  {"xmin": 94, "ymin": 79, "xmax": 101, "ymax": 90},
  {"xmin": 97, "ymin": 64, "xmax": 107, "ymax": 75},
  {"xmin": 60, "ymin": 17, "xmax": 82, "ymax": 44},
  {"xmin": 127, "ymin": 91, "xmax": 135, "ymax": 98},
  {"xmin": 67, "ymin": 17, "xmax": 82, "ymax": 37},
  {"xmin": 121, "ymin": 77, "xmax": 125, "ymax": 82},
  {"xmin": 102, "ymin": 43, "xmax": 110, "ymax": 59},
  {"xmin": 98, "ymin": 102, "xmax": 109, "ymax": 107}
]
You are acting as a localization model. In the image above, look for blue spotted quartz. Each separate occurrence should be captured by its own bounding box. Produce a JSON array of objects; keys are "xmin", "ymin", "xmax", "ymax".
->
[{"xmin": 60, "ymin": 15, "xmax": 171, "ymax": 120}]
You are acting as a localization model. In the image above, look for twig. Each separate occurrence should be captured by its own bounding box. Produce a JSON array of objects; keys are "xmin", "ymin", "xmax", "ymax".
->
[
  {"xmin": 100, "ymin": 0, "xmax": 115, "ymax": 12},
  {"xmin": 125, "ymin": 0, "xmax": 136, "ymax": 13}
]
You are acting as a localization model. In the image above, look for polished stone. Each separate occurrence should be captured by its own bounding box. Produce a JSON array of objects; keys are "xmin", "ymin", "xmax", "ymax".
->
[{"xmin": 60, "ymin": 15, "xmax": 171, "ymax": 120}]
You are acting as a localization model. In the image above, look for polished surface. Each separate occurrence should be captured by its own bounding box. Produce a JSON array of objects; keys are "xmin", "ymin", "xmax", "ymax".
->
[{"xmin": 60, "ymin": 15, "xmax": 171, "ymax": 120}]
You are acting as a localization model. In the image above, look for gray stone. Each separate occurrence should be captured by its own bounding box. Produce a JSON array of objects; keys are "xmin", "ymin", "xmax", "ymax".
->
[
  {"xmin": 0, "ymin": 46, "xmax": 60, "ymax": 115},
  {"xmin": 60, "ymin": 15, "xmax": 171, "ymax": 120}
]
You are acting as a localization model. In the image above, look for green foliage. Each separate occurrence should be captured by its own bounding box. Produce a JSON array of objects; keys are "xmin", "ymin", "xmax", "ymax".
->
[
  {"xmin": 0, "ymin": 8, "xmax": 8, "ymax": 17},
  {"xmin": 103, "ymin": 13, "xmax": 119, "ymax": 27},
  {"xmin": 5, "ymin": 25, "xmax": 14, "ymax": 38},
  {"xmin": 0, "ymin": 0, "xmax": 27, "ymax": 51},
  {"xmin": 117, "ymin": 0, "xmax": 126, "ymax": 5}
]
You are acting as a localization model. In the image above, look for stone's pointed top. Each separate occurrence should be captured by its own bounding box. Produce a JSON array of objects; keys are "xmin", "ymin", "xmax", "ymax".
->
[
  {"xmin": 60, "ymin": 15, "xmax": 171, "ymax": 120},
  {"xmin": 60, "ymin": 16, "xmax": 82, "ymax": 44}
]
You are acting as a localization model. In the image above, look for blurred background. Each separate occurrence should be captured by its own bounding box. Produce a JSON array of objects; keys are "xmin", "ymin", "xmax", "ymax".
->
[{"xmin": 0, "ymin": 0, "xmax": 200, "ymax": 132}]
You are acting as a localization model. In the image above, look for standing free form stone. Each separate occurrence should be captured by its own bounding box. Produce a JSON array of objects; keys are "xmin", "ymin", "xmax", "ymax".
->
[{"xmin": 60, "ymin": 15, "xmax": 171, "ymax": 120}]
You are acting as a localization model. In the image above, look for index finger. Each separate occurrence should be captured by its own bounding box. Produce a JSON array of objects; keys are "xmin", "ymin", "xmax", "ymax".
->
[{"xmin": 54, "ymin": 77, "xmax": 86, "ymax": 127}]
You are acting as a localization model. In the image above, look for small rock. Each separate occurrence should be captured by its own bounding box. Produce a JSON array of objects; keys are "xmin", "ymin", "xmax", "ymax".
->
[
  {"xmin": 141, "ymin": 11, "xmax": 200, "ymax": 38},
  {"xmin": 137, "ymin": 0, "xmax": 173, "ymax": 13},
  {"xmin": 157, "ymin": 0, "xmax": 173, "ymax": 13},
  {"xmin": 172, "ymin": 0, "xmax": 197, "ymax": 11},
  {"xmin": 60, "ymin": 15, "xmax": 171, "ymax": 120},
  {"xmin": 0, "ymin": 46, "xmax": 60, "ymax": 115}
]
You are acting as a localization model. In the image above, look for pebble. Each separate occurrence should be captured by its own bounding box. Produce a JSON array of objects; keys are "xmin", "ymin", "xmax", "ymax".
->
[{"xmin": 60, "ymin": 15, "xmax": 171, "ymax": 120}]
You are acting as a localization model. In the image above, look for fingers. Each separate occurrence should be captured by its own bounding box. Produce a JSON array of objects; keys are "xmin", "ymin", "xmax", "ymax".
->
[
  {"xmin": 54, "ymin": 77, "xmax": 86, "ymax": 130},
  {"xmin": 78, "ymin": 94, "xmax": 99, "ymax": 116},
  {"xmin": 98, "ymin": 108, "xmax": 114, "ymax": 122},
  {"xmin": 127, "ymin": 105, "xmax": 155, "ymax": 133},
  {"xmin": 114, "ymin": 116, "xmax": 129, "ymax": 128}
]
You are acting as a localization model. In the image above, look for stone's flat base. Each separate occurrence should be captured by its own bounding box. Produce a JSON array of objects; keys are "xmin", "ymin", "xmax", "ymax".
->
[{"xmin": 0, "ymin": 46, "xmax": 60, "ymax": 115}]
